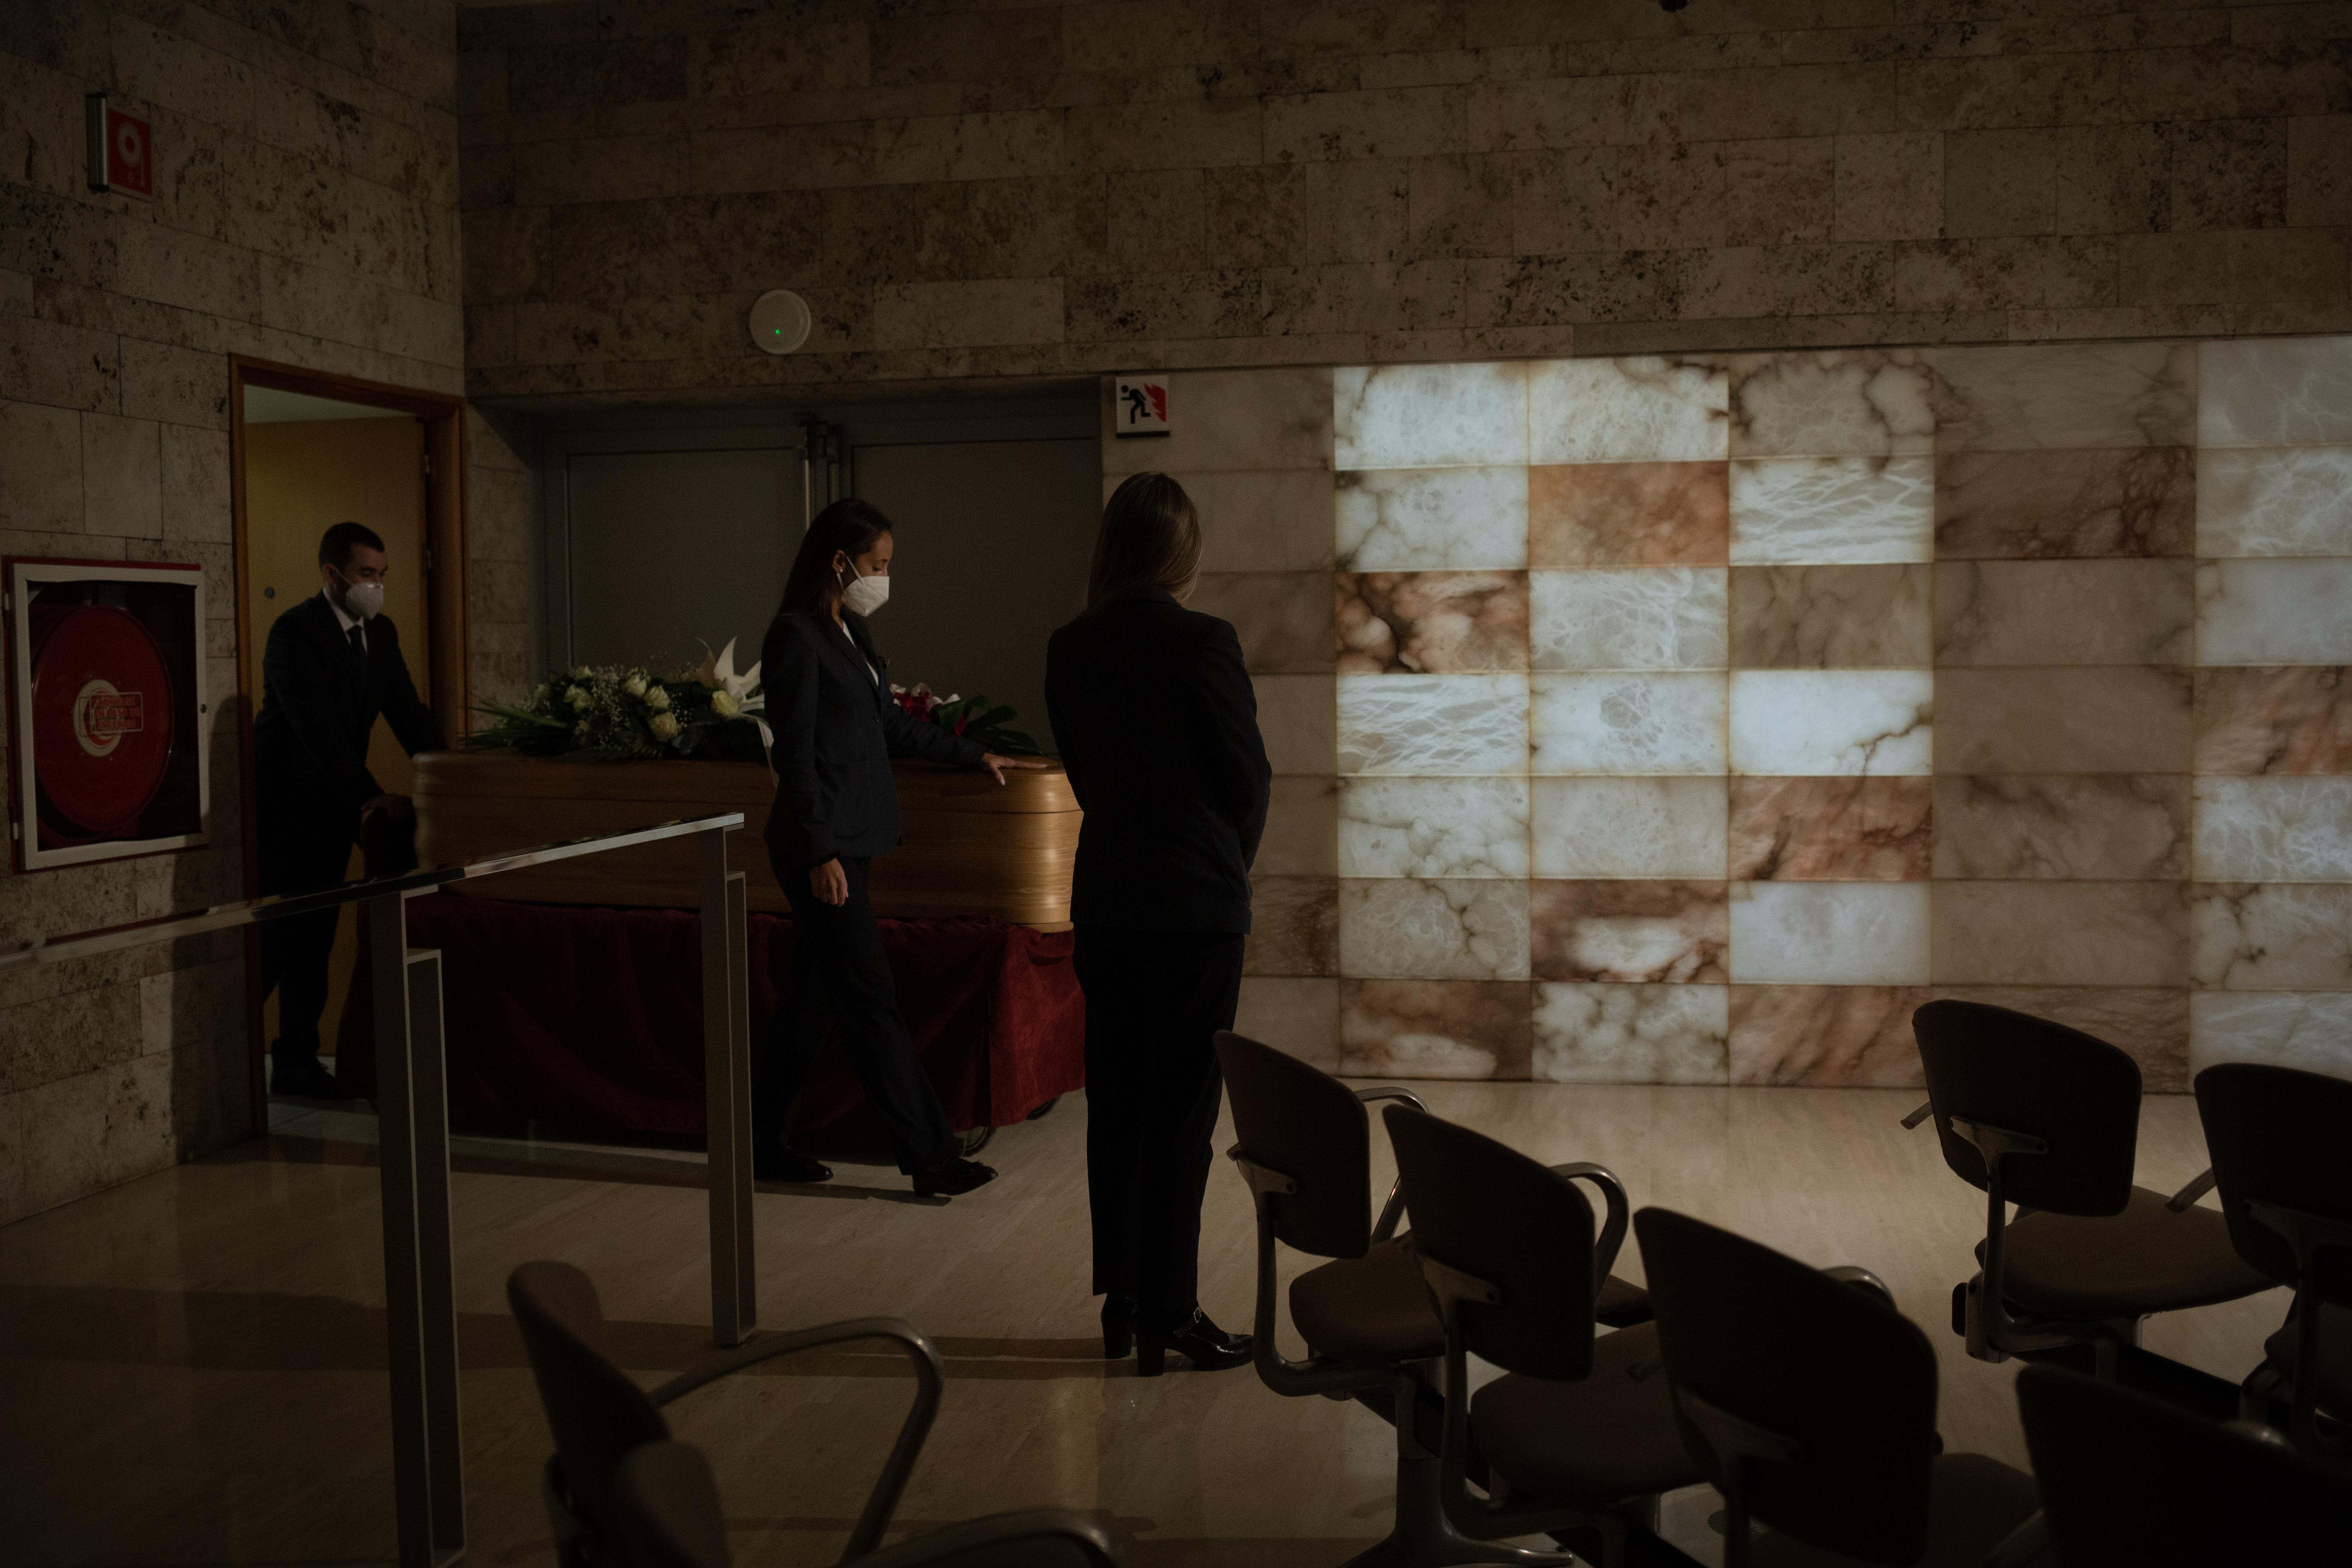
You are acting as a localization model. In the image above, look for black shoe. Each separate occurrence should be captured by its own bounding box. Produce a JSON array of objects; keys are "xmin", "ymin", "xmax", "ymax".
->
[
  {"xmin": 269, "ymin": 1048, "xmax": 340, "ymax": 1099},
  {"xmin": 1102, "ymin": 1294, "xmax": 1136, "ymax": 1359},
  {"xmin": 912, "ymin": 1156, "xmax": 996, "ymax": 1198},
  {"xmin": 753, "ymin": 1149, "xmax": 833, "ymax": 1183},
  {"xmin": 1136, "ymin": 1311, "xmax": 1253, "ymax": 1376}
]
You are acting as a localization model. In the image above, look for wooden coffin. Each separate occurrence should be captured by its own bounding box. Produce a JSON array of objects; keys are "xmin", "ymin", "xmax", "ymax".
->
[{"xmin": 411, "ymin": 750, "xmax": 1080, "ymax": 929}]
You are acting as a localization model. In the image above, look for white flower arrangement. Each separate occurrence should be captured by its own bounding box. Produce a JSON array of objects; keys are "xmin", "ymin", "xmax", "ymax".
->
[{"xmin": 469, "ymin": 638, "xmax": 769, "ymax": 763}]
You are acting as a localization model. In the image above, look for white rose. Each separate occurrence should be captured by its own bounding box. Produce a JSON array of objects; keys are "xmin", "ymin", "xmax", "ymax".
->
[
  {"xmin": 649, "ymin": 712, "xmax": 680, "ymax": 741},
  {"xmin": 711, "ymin": 689, "xmax": 740, "ymax": 717},
  {"xmin": 565, "ymin": 685, "xmax": 590, "ymax": 709},
  {"xmin": 622, "ymin": 672, "xmax": 648, "ymax": 698},
  {"xmin": 645, "ymin": 685, "xmax": 672, "ymax": 712},
  {"xmin": 572, "ymin": 665, "xmax": 591, "ymax": 679}
]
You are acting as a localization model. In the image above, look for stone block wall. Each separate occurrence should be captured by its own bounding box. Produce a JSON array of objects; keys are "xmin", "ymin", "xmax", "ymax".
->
[
  {"xmin": 459, "ymin": 0, "xmax": 2351, "ymax": 401},
  {"xmin": 0, "ymin": 0, "xmax": 466, "ymax": 1224},
  {"xmin": 1115, "ymin": 334, "xmax": 2352, "ymax": 1089}
]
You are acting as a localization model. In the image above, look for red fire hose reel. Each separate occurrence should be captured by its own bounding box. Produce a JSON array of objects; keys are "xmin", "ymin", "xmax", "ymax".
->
[{"xmin": 28, "ymin": 602, "xmax": 178, "ymax": 841}]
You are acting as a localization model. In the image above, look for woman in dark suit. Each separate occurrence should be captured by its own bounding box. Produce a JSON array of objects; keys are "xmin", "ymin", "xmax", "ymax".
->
[
  {"xmin": 1045, "ymin": 472, "xmax": 1271, "ymax": 1374},
  {"xmin": 757, "ymin": 498, "xmax": 1041, "ymax": 1197}
]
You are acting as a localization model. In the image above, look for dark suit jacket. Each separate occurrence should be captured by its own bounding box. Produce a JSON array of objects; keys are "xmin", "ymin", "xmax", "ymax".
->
[
  {"xmin": 762, "ymin": 609, "xmax": 986, "ymax": 871},
  {"xmin": 252, "ymin": 592, "xmax": 443, "ymax": 818},
  {"xmin": 1045, "ymin": 588, "xmax": 1271, "ymax": 934}
]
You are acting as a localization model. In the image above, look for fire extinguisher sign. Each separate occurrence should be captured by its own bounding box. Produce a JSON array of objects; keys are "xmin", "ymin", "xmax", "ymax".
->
[{"xmin": 85, "ymin": 93, "xmax": 154, "ymax": 199}]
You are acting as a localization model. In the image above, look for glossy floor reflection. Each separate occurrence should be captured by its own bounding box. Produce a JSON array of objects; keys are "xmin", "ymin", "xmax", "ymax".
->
[{"xmin": 0, "ymin": 1084, "xmax": 2290, "ymax": 1567}]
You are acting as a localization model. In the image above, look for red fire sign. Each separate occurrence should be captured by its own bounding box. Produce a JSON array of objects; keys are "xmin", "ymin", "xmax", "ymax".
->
[{"xmin": 85, "ymin": 94, "xmax": 153, "ymax": 199}]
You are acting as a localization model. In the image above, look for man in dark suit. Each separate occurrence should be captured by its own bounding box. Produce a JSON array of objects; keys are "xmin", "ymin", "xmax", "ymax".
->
[{"xmin": 252, "ymin": 521, "xmax": 443, "ymax": 1097}]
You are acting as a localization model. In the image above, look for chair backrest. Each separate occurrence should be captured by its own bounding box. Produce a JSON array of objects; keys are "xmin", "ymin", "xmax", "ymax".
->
[
  {"xmin": 1214, "ymin": 1031, "xmax": 1371, "ymax": 1259},
  {"xmin": 1381, "ymin": 1105, "xmax": 1594, "ymax": 1381},
  {"xmin": 611, "ymin": 1441, "xmax": 1124, "ymax": 1568},
  {"xmin": 2019, "ymin": 1364, "xmax": 2352, "ymax": 1565},
  {"xmin": 2195, "ymin": 1062, "xmax": 2352, "ymax": 1303},
  {"xmin": 1911, "ymin": 999, "xmax": 2139, "ymax": 1216},
  {"xmin": 508, "ymin": 1261, "xmax": 671, "ymax": 1551},
  {"xmin": 1634, "ymin": 1209, "xmax": 1939, "ymax": 1566}
]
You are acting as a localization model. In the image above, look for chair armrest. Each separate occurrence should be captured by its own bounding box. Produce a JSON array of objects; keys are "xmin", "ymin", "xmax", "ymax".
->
[
  {"xmin": 2167, "ymin": 1167, "xmax": 2218, "ymax": 1212},
  {"xmin": 848, "ymin": 1508, "xmax": 1119, "ymax": 1568},
  {"xmin": 1549, "ymin": 1162, "xmax": 1630, "ymax": 1292},
  {"xmin": 1823, "ymin": 1266, "xmax": 1896, "ymax": 1311},
  {"xmin": 649, "ymin": 1316, "xmax": 941, "ymax": 1562},
  {"xmin": 1359, "ymin": 1087, "xmax": 1426, "ymax": 1243},
  {"xmin": 1900, "ymin": 1100, "xmax": 1934, "ymax": 1129}
]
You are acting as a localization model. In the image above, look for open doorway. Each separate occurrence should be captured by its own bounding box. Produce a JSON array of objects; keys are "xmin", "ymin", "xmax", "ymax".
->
[{"xmin": 230, "ymin": 360, "xmax": 468, "ymax": 1124}]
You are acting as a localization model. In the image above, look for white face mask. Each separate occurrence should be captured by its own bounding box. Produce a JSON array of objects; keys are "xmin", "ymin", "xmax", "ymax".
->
[
  {"xmin": 838, "ymin": 562, "xmax": 890, "ymax": 617},
  {"xmin": 337, "ymin": 573, "xmax": 385, "ymax": 619}
]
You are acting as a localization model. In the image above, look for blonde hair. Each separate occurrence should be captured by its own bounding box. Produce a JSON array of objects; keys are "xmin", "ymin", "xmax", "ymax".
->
[{"xmin": 1084, "ymin": 472, "xmax": 1201, "ymax": 615}]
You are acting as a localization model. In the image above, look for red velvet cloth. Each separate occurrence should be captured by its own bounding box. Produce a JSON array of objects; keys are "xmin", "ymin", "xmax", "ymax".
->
[{"xmin": 338, "ymin": 891, "xmax": 1084, "ymax": 1135}]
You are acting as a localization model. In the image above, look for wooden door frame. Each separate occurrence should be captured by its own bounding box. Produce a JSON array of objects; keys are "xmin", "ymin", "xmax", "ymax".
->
[{"xmin": 229, "ymin": 357, "xmax": 470, "ymax": 1130}]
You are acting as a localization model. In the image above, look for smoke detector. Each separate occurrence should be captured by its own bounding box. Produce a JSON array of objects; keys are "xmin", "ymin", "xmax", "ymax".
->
[{"xmin": 749, "ymin": 290, "xmax": 811, "ymax": 356}]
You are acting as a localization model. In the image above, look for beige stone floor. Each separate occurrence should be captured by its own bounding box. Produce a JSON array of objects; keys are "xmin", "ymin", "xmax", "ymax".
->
[{"xmin": 0, "ymin": 1082, "xmax": 2291, "ymax": 1568}]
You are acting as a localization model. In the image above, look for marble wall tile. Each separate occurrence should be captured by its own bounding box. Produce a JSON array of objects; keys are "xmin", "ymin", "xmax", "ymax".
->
[
  {"xmin": 1530, "ymin": 568, "xmax": 1728, "ymax": 672},
  {"xmin": 1522, "ymin": 459, "xmax": 1731, "ymax": 581},
  {"xmin": 2192, "ymin": 667, "xmax": 2351, "ymax": 775},
  {"xmin": 1533, "ymin": 982, "xmax": 1729, "ymax": 1085},
  {"xmin": 1178, "ymin": 469, "xmax": 1338, "ymax": 573},
  {"xmin": 1338, "ymin": 673, "xmax": 1528, "ymax": 775},
  {"xmin": 2196, "ymin": 559, "xmax": 2352, "ymax": 666},
  {"xmin": 1931, "ymin": 881, "xmax": 2188, "ymax": 987},
  {"xmin": 1729, "ymin": 882, "xmax": 1932, "ymax": 986},
  {"xmin": 1935, "ymin": 560, "xmax": 2194, "ymax": 667},
  {"xmin": 1934, "ymin": 447, "xmax": 2196, "ymax": 559},
  {"xmin": 2190, "ymin": 991, "xmax": 2352, "ymax": 1079},
  {"xmin": 1246, "ymin": 875, "xmax": 1339, "ymax": 977},
  {"xmin": 1339, "ymin": 777, "xmax": 1528, "ymax": 879},
  {"xmin": 1531, "ymin": 672, "xmax": 1728, "ymax": 775},
  {"xmin": 1337, "ymin": 466, "xmax": 1528, "ymax": 571},
  {"xmin": 1726, "ymin": 350, "xmax": 1937, "ymax": 459},
  {"xmin": 1935, "ymin": 667, "xmax": 2190, "ymax": 774},
  {"xmin": 1254, "ymin": 674, "xmax": 1338, "ymax": 776},
  {"xmin": 1932, "ymin": 776, "xmax": 2190, "ymax": 881},
  {"xmin": 2192, "ymin": 776, "xmax": 2352, "ymax": 882},
  {"xmin": 1728, "ymin": 670, "xmax": 1933, "ymax": 777},
  {"xmin": 1335, "ymin": 361, "xmax": 1527, "ymax": 471},
  {"xmin": 1728, "ymin": 777, "xmax": 1933, "ymax": 881},
  {"xmin": 1727, "ymin": 985, "xmax": 1930, "ymax": 1087},
  {"xmin": 1527, "ymin": 356, "xmax": 1730, "ymax": 465},
  {"xmin": 1104, "ymin": 366, "xmax": 1335, "ymax": 475},
  {"xmin": 1728, "ymin": 457, "xmax": 1934, "ymax": 564},
  {"xmin": 1933, "ymin": 985, "xmax": 2192, "ymax": 1092},
  {"xmin": 1191, "ymin": 572, "xmax": 1334, "ymax": 672},
  {"xmin": 1340, "ymin": 978, "xmax": 1532, "ymax": 1080},
  {"xmin": 1339, "ymin": 877, "xmax": 1531, "ymax": 981},
  {"xmin": 1531, "ymin": 777, "xmax": 1729, "ymax": 880},
  {"xmin": 2191, "ymin": 883, "xmax": 2352, "ymax": 992},
  {"xmin": 1234, "ymin": 977, "xmax": 1341, "ymax": 1071},
  {"xmin": 2196, "ymin": 447, "xmax": 2352, "ymax": 558},
  {"xmin": 2199, "ymin": 336, "xmax": 2352, "ymax": 448},
  {"xmin": 1336, "ymin": 571, "xmax": 1530, "ymax": 674},
  {"xmin": 1258, "ymin": 776, "xmax": 1339, "ymax": 876},
  {"xmin": 1729, "ymin": 565, "xmax": 1933, "ymax": 668},
  {"xmin": 1935, "ymin": 342, "xmax": 2197, "ymax": 452},
  {"xmin": 1531, "ymin": 881, "xmax": 1728, "ymax": 984}
]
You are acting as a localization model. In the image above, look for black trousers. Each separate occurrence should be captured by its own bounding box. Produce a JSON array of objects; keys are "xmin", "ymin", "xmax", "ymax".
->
[
  {"xmin": 1076, "ymin": 927, "xmax": 1246, "ymax": 1328},
  {"xmin": 257, "ymin": 792, "xmax": 359, "ymax": 1059},
  {"xmin": 754, "ymin": 852, "xmax": 957, "ymax": 1175}
]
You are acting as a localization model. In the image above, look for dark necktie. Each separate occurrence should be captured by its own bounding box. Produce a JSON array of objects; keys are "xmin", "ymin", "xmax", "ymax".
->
[{"xmin": 347, "ymin": 623, "xmax": 368, "ymax": 692}]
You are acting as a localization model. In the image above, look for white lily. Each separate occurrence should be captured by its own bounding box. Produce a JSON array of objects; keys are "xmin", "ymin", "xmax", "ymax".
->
[{"xmin": 696, "ymin": 637, "xmax": 771, "ymax": 755}]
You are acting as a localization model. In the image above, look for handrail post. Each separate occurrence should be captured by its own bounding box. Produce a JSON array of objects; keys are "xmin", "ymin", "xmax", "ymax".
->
[{"xmin": 700, "ymin": 824, "xmax": 755, "ymax": 1346}]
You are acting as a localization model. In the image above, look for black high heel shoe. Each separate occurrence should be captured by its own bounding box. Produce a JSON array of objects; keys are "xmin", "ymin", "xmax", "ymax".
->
[
  {"xmin": 1135, "ymin": 1311, "xmax": 1252, "ymax": 1376},
  {"xmin": 1101, "ymin": 1294, "xmax": 1136, "ymax": 1359}
]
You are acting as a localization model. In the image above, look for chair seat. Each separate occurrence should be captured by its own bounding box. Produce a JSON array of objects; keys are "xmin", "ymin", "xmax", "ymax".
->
[
  {"xmin": 1596, "ymin": 1273, "xmax": 1651, "ymax": 1327},
  {"xmin": 2263, "ymin": 1302, "xmax": 2352, "ymax": 1413},
  {"xmin": 1291, "ymin": 1239, "xmax": 1445, "ymax": 1363},
  {"xmin": 1469, "ymin": 1323, "xmax": 1702, "ymax": 1506},
  {"xmin": 1978, "ymin": 1186, "xmax": 2272, "ymax": 1321},
  {"xmin": 1752, "ymin": 1453, "xmax": 2040, "ymax": 1568}
]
